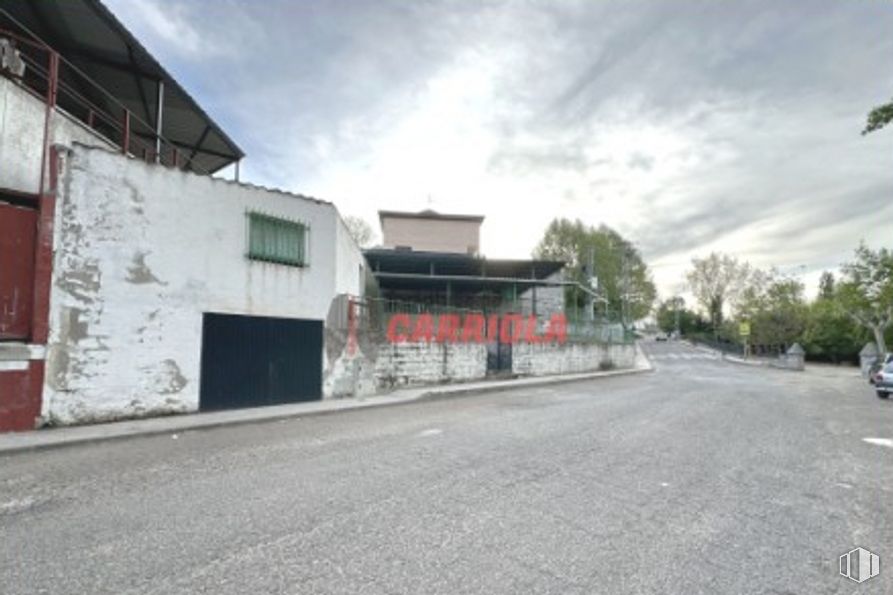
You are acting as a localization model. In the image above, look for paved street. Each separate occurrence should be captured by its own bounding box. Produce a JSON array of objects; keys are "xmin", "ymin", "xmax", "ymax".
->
[{"xmin": 2, "ymin": 341, "xmax": 891, "ymax": 594}]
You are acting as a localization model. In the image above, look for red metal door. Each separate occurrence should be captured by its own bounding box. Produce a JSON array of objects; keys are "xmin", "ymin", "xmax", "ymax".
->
[{"xmin": 0, "ymin": 202, "xmax": 37, "ymax": 341}]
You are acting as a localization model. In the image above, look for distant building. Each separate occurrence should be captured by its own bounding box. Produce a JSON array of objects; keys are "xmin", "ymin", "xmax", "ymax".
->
[
  {"xmin": 367, "ymin": 209, "xmax": 569, "ymax": 316},
  {"xmin": 379, "ymin": 209, "xmax": 483, "ymax": 255}
]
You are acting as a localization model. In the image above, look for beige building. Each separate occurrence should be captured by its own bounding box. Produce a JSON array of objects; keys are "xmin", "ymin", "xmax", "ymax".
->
[{"xmin": 379, "ymin": 209, "xmax": 483, "ymax": 254}]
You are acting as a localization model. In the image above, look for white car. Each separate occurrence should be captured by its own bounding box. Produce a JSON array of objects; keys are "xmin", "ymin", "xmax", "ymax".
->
[{"xmin": 874, "ymin": 363, "xmax": 893, "ymax": 399}]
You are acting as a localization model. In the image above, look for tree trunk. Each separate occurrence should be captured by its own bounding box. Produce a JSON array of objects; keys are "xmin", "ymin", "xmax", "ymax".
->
[{"xmin": 873, "ymin": 325, "xmax": 888, "ymax": 355}]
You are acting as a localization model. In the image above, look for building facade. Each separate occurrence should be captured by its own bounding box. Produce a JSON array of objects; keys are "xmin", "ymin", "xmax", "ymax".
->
[{"xmin": 0, "ymin": 4, "xmax": 365, "ymax": 430}]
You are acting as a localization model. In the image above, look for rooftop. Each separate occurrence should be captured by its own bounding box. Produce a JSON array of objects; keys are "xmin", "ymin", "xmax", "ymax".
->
[
  {"xmin": 0, "ymin": 0, "xmax": 243, "ymax": 174},
  {"xmin": 379, "ymin": 209, "xmax": 485, "ymax": 224}
]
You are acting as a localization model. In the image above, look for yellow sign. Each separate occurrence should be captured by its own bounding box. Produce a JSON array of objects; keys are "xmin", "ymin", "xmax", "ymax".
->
[{"xmin": 739, "ymin": 322, "xmax": 751, "ymax": 337}]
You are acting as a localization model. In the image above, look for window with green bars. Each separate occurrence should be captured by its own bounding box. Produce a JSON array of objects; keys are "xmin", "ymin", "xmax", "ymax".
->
[{"xmin": 246, "ymin": 212, "xmax": 308, "ymax": 267}]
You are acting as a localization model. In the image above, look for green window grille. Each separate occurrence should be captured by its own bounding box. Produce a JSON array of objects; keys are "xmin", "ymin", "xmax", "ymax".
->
[{"xmin": 247, "ymin": 212, "xmax": 307, "ymax": 266}]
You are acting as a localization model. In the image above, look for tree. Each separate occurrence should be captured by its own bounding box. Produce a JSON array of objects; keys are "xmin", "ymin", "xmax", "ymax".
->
[
  {"xmin": 343, "ymin": 215, "xmax": 376, "ymax": 248},
  {"xmin": 862, "ymin": 98, "xmax": 893, "ymax": 135},
  {"xmin": 655, "ymin": 297, "xmax": 708, "ymax": 336},
  {"xmin": 802, "ymin": 297, "xmax": 866, "ymax": 363},
  {"xmin": 737, "ymin": 270, "xmax": 808, "ymax": 348},
  {"xmin": 533, "ymin": 218, "xmax": 656, "ymax": 325},
  {"xmin": 685, "ymin": 253, "xmax": 751, "ymax": 337},
  {"xmin": 838, "ymin": 244, "xmax": 893, "ymax": 354}
]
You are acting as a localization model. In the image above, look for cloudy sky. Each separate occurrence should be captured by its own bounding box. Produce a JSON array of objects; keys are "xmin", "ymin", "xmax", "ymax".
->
[{"xmin": 105, "ymin": 0, "xmax": 892, "ymax": 298}]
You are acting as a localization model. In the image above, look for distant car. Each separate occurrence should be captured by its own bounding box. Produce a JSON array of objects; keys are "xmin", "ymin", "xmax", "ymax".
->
[
  {"xmin": 655, "ymin": 333, "xmax": 668, "ymax": 342},
  {"xmin": 874, "ymin": 363, "xmax": 893, "ymax": 399},
  {"xmin": 869, "ymin": 353, "xmax": 893, "ymax": 384}
]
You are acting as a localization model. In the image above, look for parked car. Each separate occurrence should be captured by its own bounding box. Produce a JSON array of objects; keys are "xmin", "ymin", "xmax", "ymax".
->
[
  {"xmin": 869, "ymin": 353, "xmax": 893, "ymax": 384},
  {"xmin": 874, "ymin": 363, "xmax": 893, "ymax": 399},
  {"xmin": 655, "ymin": 333, "xmax": 668, "ymax": 342}
]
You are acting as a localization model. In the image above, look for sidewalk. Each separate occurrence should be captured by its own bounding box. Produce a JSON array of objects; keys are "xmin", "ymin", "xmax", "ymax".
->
[{"xmin": 0, "ymin": 347, "xmax": 652, "ymax": 454}]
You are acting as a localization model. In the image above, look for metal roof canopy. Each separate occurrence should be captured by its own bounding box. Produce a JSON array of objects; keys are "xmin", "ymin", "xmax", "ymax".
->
[
  {"xmin": 0, "ymin": 0, "xmax": 243, "ymax": 173},
  {"xmin": 364, "ymin": 249, "xmax": 565, "ymax": 285}
]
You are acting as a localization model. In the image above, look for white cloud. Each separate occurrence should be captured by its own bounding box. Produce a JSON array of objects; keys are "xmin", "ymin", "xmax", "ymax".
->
[{"xmin": 104, "ymin": 0, "xmax": 893, "ymax": 302}]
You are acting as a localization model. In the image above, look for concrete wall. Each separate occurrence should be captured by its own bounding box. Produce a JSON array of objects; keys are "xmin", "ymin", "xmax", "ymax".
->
[
  {"xmin": 373, "ymin": 343, "xmax": 488, "ymax": 389},
  {"xmin": 380, "ymin": 215, "xmax": 481, "ymax": 254},
  {"xmin": 0, "ymin": 76, "xmax": 116, "ymax": 195},
  {"xmin": 44, "ymin": 144, "xmax": 364, "ymax": 424},
  {"xmin": 512, "ymin": 342, "xmax": 636, "ymax": 376},
  {"xmin": 324, "ymin": 332, "xmax": 637, "ymax": 398}
]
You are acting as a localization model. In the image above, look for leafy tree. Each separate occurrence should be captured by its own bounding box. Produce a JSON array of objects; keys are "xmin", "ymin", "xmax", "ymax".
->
[
  {"xmin": 534, "ymin": 218, "xmax": 656, "ymax": 325},
  {"xmin": 343, "ymin": 215, "xmax": 376, "ymax": 248},
  {"xmin": 838, "ymin": 244, "xmax": 893, "ymax": 354},
  {"xmin": 802, "ymin": 297, "xmax": 866, "ymax": 363},
  {"xmin": 737, "ymin": 271, "xmax": 808, "ymax": 347},
  {"xmin": 863, "ymin": 98, "xmax": 893, "ymax": 135},
  {"xmin": 655, "ymin": 297, "xmax": 709, "ymax": 335},
  {"xmin": 685, "ymin": 253, "xmax": 751, "ymax": 336}
]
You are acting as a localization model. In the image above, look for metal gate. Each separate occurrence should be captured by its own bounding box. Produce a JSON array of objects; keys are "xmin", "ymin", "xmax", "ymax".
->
[
  {"xmin": 0, "ymin": 202, "xmax": 37, "ymax": 340},
  {"xmin": 486, "ymin": 314, "xmax": 513, "ymax": 374},
  {"xmin": 199, "ymin": 313, "xmax": 323, "ymax": 411}
]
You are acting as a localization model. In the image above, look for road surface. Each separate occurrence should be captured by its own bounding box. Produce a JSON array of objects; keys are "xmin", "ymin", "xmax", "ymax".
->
[{"xmin": 2, "ymin": 340, "xmax": 891, "ymax": 594}]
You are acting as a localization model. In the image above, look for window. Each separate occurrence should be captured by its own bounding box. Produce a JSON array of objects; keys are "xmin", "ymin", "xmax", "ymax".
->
[{"xmin": 247, "ymin": 212, "xmax": 307, "ymax": 267}]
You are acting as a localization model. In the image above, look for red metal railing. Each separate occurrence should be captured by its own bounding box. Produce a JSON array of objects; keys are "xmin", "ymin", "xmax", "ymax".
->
[{"xmin": 0, "ymin": 13, "xmax": 208, "ymax": 176}]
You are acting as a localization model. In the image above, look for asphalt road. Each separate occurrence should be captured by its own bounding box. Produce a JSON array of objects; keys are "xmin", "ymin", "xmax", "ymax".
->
[{"xmin": 2, "ymin": 341, "xmax": 891, "ymax": 594}]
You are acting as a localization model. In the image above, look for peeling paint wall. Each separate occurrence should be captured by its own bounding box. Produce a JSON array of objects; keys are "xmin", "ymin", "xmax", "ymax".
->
[
  {"xmin": 324, "ymin": 335, "xmax": 637, "ymax": 398},
  {"xmin": 45, "ymin": 144, "xmax": 363, "ymax": 424},
  {"xmin": 0, "ymin": 77, "xmax": 116, "ymax": 195}
]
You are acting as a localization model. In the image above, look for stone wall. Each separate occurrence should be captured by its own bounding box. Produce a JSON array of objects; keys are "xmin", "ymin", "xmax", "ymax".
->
[
  {"xmin": 323, "ymin": 308, "xmax": 637, "ymax": 397},
  {"xmin": 512, "ymin": 342, "xmax": 637, "ymax": 376}
]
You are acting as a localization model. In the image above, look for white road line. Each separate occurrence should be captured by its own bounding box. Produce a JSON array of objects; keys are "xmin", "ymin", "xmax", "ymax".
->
[
  {"xmin": 863, "ymin": 438, "xmax": 893, "ymax": 448},
  {"xmin": 417, "ymin": 428, "xmax": 443, "ymax": 438}
]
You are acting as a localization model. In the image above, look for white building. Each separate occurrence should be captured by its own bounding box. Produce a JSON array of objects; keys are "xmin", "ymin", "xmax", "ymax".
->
[{"xmin": 0, "ymin": 2, "xmax": 364, "ymax": 430}]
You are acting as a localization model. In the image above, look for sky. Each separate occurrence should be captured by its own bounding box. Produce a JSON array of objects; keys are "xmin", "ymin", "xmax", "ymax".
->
[{"xmin": 105, "ymin": 0, "xmax": 893, "ymax": 300}]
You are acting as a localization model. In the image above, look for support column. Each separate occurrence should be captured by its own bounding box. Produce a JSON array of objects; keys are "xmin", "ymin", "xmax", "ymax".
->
[{"xmin": 154, "ymin": 80, "xmax": 165, "ymax": 162}]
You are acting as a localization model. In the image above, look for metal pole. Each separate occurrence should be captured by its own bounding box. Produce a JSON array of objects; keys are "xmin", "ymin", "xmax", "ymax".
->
[
  {"xmin": 122, "ymin": 110, "xmax": 130, "ymax": 154},
  {"xmin": 234, "ymin": 159, "xmax": 241, "ymax": 182},
  {"xmin": 38, "ymin": 51, "xmax": 59, "ymax": 197},
  {"xmin": 154, "ymin": 80, "xmax": 164, "ymax": 163}
]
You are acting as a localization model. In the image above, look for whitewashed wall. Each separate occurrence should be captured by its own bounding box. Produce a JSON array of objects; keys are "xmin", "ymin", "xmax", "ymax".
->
[
  {"xmin": 512, "ymin": 342, "xmax": 636, "ymax": 376},
  {"xmin": 44, "ymin": 144, "xmax": 364, "ymax": 424},
  {"xmin": 0, "ymin": 77, "xmax": 116, "ymax": 195}
]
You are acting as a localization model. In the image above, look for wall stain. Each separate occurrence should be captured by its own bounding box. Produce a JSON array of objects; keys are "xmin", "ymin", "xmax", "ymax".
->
[
  {"xmin": 126, "ymin": 252, "xmax": 167, "ymax": 285},
  {"xmin": 156, "ymin": 359, "xmax": 187, "ymax": 394}
]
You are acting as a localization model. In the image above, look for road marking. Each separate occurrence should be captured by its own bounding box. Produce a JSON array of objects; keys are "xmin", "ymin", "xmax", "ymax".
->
[
  {"xmin": 417, "ymin": 428, "xmax": 443, "ymax": 437},
  {"xmin": 863, "ymin": 438, "xmax": 893, "ymax": 448}
]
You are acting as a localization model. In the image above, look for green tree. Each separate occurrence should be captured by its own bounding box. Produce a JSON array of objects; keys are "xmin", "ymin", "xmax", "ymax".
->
[
  {"xmin": 862, "ymin": 98, "xmax": 893, "ymax": 135},
  {"xmin": 534, "ymin": 218, "xmax": 656, "ymax": 326},
  {"xmin": 655, "ymin": 297, "xmax": 708, "ymax": 336},
  {"xmin": 685, "ymin": 253, "xmax": 751, "ymax": 337},
  {"xmin": 838, "ymin": 244, "xmax": 893, "ymax": 354},
  {"xmin": 802, "ymin": 297, "xmax": 866, "ymax": 363}
]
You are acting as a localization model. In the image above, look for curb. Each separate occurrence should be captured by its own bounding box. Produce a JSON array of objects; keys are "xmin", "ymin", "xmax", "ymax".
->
[
  {"xmin": 0, "ymin": 359, "xmax": 653, "ymax": 456},
  {"xmin": 417, "ymin": 365, "xmax": 653, "ymax": 402}
]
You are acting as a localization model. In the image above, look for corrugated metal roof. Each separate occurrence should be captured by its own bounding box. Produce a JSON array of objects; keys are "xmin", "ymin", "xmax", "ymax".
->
[{"xmin": 0, "ymin": 0, "xmax": 243, "ymax": 173}]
